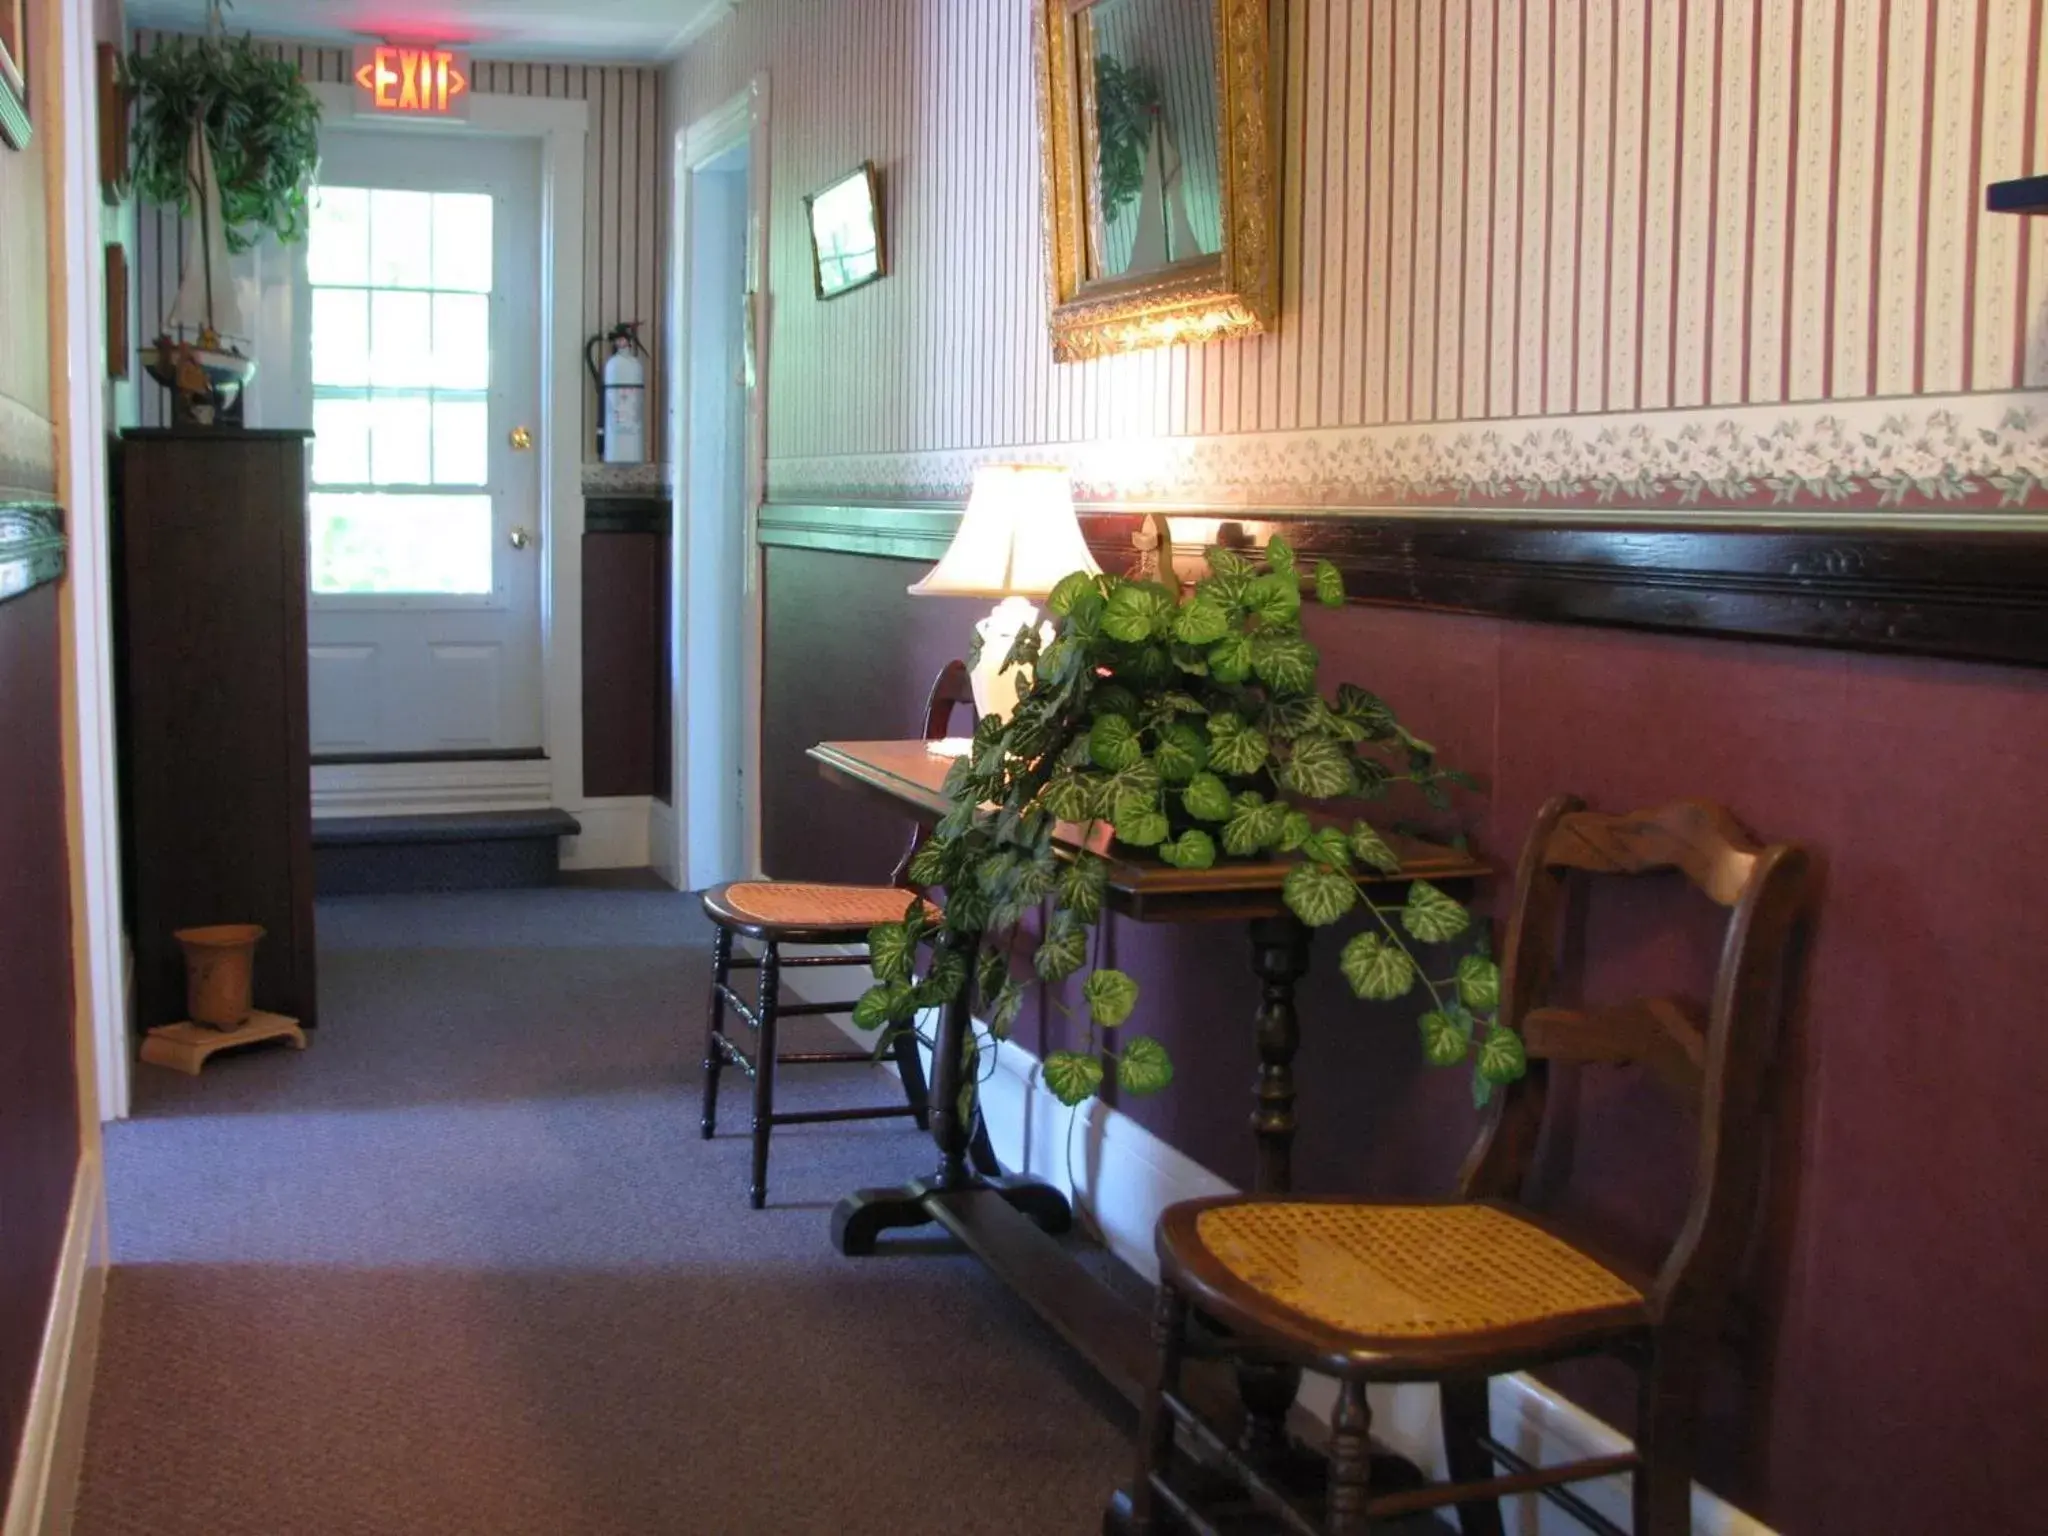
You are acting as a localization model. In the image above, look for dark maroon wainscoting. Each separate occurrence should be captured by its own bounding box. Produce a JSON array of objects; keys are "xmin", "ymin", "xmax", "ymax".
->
[
  {"xmin": 0, "ymin": 583, "xmax": 80, "ymax": 1493},
  {"xmin": 762, "ymin": 544, "xmax": 2048, "ymax": 1536},
  {"xmin": 582, "ymin": 528, "xmax": 672, "ymax": 801}
]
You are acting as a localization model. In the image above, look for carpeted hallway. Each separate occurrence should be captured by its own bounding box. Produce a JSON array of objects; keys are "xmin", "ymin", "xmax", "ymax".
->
[{"xmin": 72, "ymin": 884, "xmax": 1138, "ymax": 1535}]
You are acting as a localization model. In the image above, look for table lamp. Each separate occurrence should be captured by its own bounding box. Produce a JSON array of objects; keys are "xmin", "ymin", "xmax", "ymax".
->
[{"xmin": 909, "ymin": 463, "xmax": 1100, "ymax": 722}]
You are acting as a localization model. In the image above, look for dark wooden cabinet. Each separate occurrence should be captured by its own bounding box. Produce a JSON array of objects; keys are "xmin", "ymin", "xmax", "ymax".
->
[{"xmin": 114, "ymin": 429, "xmax": 317, "ymax": 1031}]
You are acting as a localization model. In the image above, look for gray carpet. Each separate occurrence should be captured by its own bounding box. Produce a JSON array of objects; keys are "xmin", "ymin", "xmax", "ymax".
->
[{"xmin": 73, "ymin": 886, "xmax": 1140, "ymax": 1535}]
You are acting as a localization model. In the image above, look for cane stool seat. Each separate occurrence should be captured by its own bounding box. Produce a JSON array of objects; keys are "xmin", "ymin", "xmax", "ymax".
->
[
  {"xmin": 1177, "ymin": 1201, "xmax": 1646, "ymax": 1349},
  {"xmin": 705, "ymin": 881, "xmax": 942, "ymax": 937}
]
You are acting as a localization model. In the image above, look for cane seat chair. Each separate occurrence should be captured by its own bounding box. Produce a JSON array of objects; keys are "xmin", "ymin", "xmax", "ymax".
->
[
  {"xmin": 698, "ymin": 661, "xmax": 973, "ymax": 1208},
  {"xmin": 1125, "ymin": 796, "xmax": 1818, "ymax": 1535}
]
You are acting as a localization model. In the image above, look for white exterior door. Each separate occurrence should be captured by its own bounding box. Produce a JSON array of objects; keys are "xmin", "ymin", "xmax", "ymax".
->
[{"xmin": 301, "ymin": 126, "xmax": 544, "ymax": 754}]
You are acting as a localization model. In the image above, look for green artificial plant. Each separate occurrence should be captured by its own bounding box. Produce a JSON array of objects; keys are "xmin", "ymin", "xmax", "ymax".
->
[
  {"xmin": 1093, "ymin": 53, "xmax": 1163, "ymax": 225},
  {"xmin": 854, "ymin": 536, "xmax": 1528, "ymax": 1121},
  {"xmin": 122, "ymin": 25, "xmax": 322, "ymax": 252}
]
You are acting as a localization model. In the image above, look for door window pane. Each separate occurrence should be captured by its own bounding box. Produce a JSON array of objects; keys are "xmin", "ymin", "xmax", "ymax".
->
[
  {"xmin": 370, "ymin": 289, "xmax": 433, "ymax": 387},
  {"xmin": 432, "ymin": 399, "xmax": 488, "ymax": 485},
  {"xmin": 368, "ymin": 397, "xmax": 433, "ymax": 485},
  {"xmin": 311, "ymin": 396, "xmax": 372, "ymax": 483},
  {"xmin": 431, "ymin": 293, "xmax": 490, "ymax": 389},
  {"xmin": 432, "ymin": 194, "xmax": 493, "ymax": 291},
  {"xmin": 308, "ymin": 187, "xmax": 369, "ymax": 286},
  {"xmin": 368, "ymin": 189, "xmax": 435, "ymax": 288},
  {"xmin": 310, "ymin": 493, "xmax": 493, "ymax": 595},
  {"xmin": 311, "ymin": 289, "xmax": 370, "ymax": 386}
]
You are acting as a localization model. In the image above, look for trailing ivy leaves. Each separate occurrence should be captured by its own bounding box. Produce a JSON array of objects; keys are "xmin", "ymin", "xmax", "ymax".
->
[
  {"xmin": 1283, "ymin": 861, "xmax": 1358, "ymax": 927},
  {"xmin": 1044, "ymin": 1050, "xmax": 1104, "ymax": 1106},
  {"xmin": 1341, "ymin": 932, "xmax": 1416, "ymax": 1000},
  {"xmin": 1457, "ymin": 953, "xmax": 1502, "ymax": 1010},
  {"xmin": 1102, "ymin": 581, "xmax": 1177, "ymax": 642},
  {"xmin": 1089, "ymin": 714, "xmax": 1143, "ymax": 771},
  {"xmin": 867, "ymin": 539, "xmax": 1511, "ymax": 1122},
  {"xmin": 1401, "ymin": 881, "xmax": 1471, "ymax": 944},
  {"xmin": 1314, "ymin": 560, "xmax": 1346, "ymax": 608},
  {"xmin": 1183, "ymin": 772, "xmax": 1234, "ymax": 823},
  {"xmin": 1279, "ymin": 737, "xmax": 1355, "ymax": 799},
  {"xmin": 1207, "ymin": 713, "xmax": 1270, "ymax": 776},
  {"xmin": 1157, "ymin": 828, "xmax": 1217, "ymax": 869},
  {"xmin": 1117, "ymin": 1035, "xmax": 1174, "ymax": 1094},
  {"xmin": 1035, "ymin": 913, "xmax": 1089, "ymax": 983},
  {"xmin": 1419, "ymin": 1008, "xmax": 1470, "ymax": 1066},
  {"xmin": 1082, "ymin": 969, "xmax": 1140, "ymax": 1027},
  {"xmin": 1349, "ymin": 821, "xmax": 1402, "ymax": 874}
]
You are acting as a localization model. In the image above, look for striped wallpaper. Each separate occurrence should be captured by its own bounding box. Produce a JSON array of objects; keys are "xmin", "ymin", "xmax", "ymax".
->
[
  {"xmin": 132, "ymin": 30, "xmax": 668, "ymax": 442},
  {"xmin": 671, "ymin": 0, "xmax": 2048, "ymax": 516}
]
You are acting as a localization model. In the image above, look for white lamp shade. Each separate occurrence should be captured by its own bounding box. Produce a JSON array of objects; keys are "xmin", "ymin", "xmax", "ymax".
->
[{"xmin": 908, "ymin": 464, "xmax": 1100, "ymax": 599}]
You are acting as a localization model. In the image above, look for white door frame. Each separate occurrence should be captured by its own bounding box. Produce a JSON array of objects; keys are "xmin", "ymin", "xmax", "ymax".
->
[
  {"xmin": 306, "ymin": 85, "xmax": 593, "ymax": 838},
  {"xmin": 54, "ymin": 0, "xmax": 121, "ymax": 1125},
  {"xmin": 665, "ymin": 76, "xmax": 770, "ymax": 890}
]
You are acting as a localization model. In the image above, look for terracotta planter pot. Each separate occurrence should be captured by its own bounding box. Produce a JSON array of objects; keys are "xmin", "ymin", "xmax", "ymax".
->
[{"xmin": 174, "ymin": 923, "xmax": 266, "ymax": 1028}]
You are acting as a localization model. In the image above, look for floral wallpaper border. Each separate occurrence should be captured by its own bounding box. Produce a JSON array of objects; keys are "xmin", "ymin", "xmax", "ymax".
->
[{"xmin": 766, "ymin": 392, "xmax": 2048, "ymax": 521}]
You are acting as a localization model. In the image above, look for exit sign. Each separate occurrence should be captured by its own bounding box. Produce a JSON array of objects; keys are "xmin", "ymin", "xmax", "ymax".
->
[{"xmin": 352, "ymin": 44, "xmax": 472, "ymax": 119}]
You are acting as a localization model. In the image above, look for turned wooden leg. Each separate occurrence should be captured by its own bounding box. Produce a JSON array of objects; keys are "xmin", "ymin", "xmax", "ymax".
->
[
  {"xmin": 1327, "ymin": 1380, "xmax": 1373, "ymax": 1533},
  {"xmin": 1236, "ymin": 915, "xmax": 1315, "ymax": 1464},
  {"xmin": 748, "ymin": 942, "xmax": 779, "ymax": 1210},
  {"xmin": 1248, "ymin": 914, "xmax": 1313, "ymax": 1193},
  {"xmin": 1440, "ymin": 1377, "xmax": 1505, "ymax": 1536},
  {"xmin": 700, "ymin": 925, "xmax": 732, "ymax": 1139},
  {"xmin": 1633, "ymin": 1343, "xmax": 1704, "ymax": 1536},
  {"xmin": 1127, "ymin": 1282, "xmax": 1190, "ymax": 1533}
]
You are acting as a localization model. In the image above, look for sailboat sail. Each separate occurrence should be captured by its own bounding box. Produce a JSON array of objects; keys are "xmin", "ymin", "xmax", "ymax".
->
[{"xmin": 166, "ymin": 123, "xmax": 249, "ymax": 352}]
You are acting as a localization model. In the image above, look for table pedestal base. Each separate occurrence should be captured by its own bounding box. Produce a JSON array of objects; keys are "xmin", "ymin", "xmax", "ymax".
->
[{"xmin": 831, "ymin": 1173, "xmax": 1074, "ymax": 1256}]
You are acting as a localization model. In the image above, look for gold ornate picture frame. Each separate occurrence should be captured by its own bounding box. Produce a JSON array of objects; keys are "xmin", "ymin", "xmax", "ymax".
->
[
  {"xmin": 1033, "ymin": 0, "xmax": 1277, "ymax": 363},
  {"xmin": 0, "ymin": 0, "xmax": 29, "ymax": 150}
]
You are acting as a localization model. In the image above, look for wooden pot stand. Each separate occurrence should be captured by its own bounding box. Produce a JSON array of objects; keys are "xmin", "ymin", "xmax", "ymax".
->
[{"xmin": 141, "ymin": 1010, "xmax": 306, "ymax": 1075}]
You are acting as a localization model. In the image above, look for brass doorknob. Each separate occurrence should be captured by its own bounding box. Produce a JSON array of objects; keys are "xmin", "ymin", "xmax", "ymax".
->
[
  {"xmin": 509, "ymin": 425, "xmax": 533, "ymax": 450},
  {"xmin": 508, "ymin": 526, "xmax": 532, "ymax": 550}
]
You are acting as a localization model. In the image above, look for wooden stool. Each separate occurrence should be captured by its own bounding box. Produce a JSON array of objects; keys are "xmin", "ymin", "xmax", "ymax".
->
[
  {"xmin": 1120, "ymin": 797, "xmax": 1819, "ymax": 1535},
  {"xmin": 698, "ymin": 660, "xmax": 974, "ymax": 1209},
  {"xmin": 699, "ymin": 882, "xmax": 942, "ymax": 1208}
]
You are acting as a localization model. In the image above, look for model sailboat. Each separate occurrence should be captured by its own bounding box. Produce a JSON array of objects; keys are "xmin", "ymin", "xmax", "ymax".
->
[
  {"xmin": 140, "ymin": 123, "xmax": 258, "ymax": 424},
  {"xmin": 1123, "ymin": 113, "xmax": 1203, "ymax": 274}
]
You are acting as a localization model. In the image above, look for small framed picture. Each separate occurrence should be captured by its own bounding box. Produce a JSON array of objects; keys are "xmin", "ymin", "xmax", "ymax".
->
[
  {"xmin": 0, "ymin": 0, "xmax": 27, "ymax": 150},
  {"xmin": 104, "ymin": 243, "xmax": 128, "ymax": 378},
  {"xmin": 805, "ymin": 162, "xmax": 884, "ymax": 300}
]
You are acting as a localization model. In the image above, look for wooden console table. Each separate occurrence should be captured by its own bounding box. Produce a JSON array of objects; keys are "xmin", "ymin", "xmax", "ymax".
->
[{"xmin": 809, "ymin": 739, "xmax": 1491, "ymax": 1426}]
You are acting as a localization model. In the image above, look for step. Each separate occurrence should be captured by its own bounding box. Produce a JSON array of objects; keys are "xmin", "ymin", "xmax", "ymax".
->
[{"xmin": 312, "ymin": 809, "xmax": 582, "ymax": 895}]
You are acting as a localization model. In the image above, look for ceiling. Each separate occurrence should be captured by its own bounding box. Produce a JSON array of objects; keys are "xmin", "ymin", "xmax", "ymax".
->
[{"xmin": 127, "ymin": 0, "xmax": 732, "ymax": 61}]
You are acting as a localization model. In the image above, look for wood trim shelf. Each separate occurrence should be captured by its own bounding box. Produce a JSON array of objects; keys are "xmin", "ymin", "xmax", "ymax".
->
[
  {"xmin": 0, "ymin": 503, "xmax": 66, "ymax": 605},
  {"xmin": 759, "ymin": 501, "xmax": 2048, "ymax": 670}
]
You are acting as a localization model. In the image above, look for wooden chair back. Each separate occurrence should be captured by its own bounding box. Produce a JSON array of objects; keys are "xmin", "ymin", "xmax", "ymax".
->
[
  {"xmin": 1459, "ymin": 795, "xmax": 1818, "ymax": 1326},
  {"xmin": 888, "ymin": 660, "xmax": 975, "ymax": 886}
]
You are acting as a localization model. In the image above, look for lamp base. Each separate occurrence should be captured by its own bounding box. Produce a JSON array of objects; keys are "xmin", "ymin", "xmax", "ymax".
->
[{"xmin": 969, "ymin": 597, "xmax": 1046, "ymax": 723}]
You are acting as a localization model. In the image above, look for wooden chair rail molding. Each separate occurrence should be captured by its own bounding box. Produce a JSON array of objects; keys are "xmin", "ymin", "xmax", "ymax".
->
[{"xmin": 757, "ymin": 501, "xmax": 2048, "ymax": 670}]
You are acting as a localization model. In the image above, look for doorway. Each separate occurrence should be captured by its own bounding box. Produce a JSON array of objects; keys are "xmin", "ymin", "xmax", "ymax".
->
[
  {"xmin": 300, "ymin": 126, "xmax": 545, "ymax": 756},
  {"xmin": 667, "ymin": 82, "xmax": 768, "ymax": 891}
]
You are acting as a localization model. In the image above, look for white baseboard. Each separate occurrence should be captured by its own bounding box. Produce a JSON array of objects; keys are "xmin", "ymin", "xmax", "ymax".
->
[
  {"xmin": 649, "ymin": 797, "xmax": 682, "ymax": 889},
  {"xmin": 558, "ymin": 796, "xmax": 653, "ymax": 871},
  {"xmin": 3, "ymin": 1152, "xmax": 108, "ymax": 1536},
  {"xmin": 787, "ymin": 960, "xmax": 1772, "ymax": 1536},
  {"xmin": 311, "ymin": 758, "xmax": 554, "ymax": 818}
]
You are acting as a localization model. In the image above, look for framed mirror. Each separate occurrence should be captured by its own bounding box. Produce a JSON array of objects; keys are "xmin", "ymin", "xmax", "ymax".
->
[
  {"xmin": 1033, "ymin": 0, "xmax": 1276, "ymax": 361},
  {"xmin": 806, "ymin": 161, "xmax": 885, "ymax": 300}
]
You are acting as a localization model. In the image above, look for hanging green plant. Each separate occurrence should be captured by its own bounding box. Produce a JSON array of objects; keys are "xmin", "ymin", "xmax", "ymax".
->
[
  {"xmin": 1093, "ymin": 53, "xmax": 1162, "ymax": 225},
  {"xmin": 855, "ymin": 537, "xmax": 1528, "ymax": 1116},
  {"xmin": 122, "ymin": 29, "xmax": 322, "ymax": 252}
]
